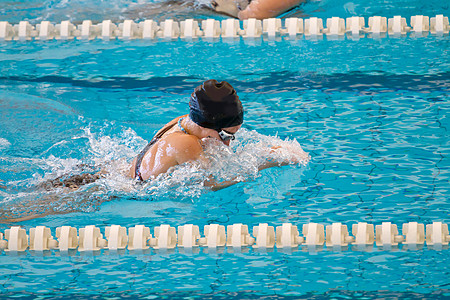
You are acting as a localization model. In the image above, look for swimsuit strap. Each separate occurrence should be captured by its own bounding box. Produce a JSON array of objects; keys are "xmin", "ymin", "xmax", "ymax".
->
[
  {"xmin": 178, "ymin": 117, "xmax": 188, "ymax": 134},
  {"xmin": 134, "ymin": 122, "xmax": 177, "ymax": 181}
]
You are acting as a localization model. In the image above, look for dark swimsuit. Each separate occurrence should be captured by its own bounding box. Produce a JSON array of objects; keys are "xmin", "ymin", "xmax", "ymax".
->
[{"xmin": 134, "ymin": 122, "xmax": 178, "ymax": 181}]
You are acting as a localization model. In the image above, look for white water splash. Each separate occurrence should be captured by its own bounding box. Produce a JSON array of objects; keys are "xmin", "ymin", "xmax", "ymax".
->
[
  {"xmin": 0, "ymin": 138, "xmax": 11, "ymax": 150},
  {"xmin": 139, "ymin": 128, "xmax": 310, "ymax": 199},
  {"xmin": 0, "ymin": 122, "xmax": 310, "ymax": 220}
]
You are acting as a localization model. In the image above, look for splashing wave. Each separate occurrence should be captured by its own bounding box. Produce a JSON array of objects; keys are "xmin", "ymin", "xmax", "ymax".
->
[{"xmin": 0, "ymin": 121, "xmax": 309, "ymax": 222}]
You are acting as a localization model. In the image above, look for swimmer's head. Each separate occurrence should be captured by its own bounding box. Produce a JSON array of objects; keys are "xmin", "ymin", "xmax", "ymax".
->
[
  {"xmin": 189, "ymin": 79, "xmax": 244, "ymax": 131},
  {"xmin": 210, "ymin": 0, "xmax": 250, "ymax": 18}
]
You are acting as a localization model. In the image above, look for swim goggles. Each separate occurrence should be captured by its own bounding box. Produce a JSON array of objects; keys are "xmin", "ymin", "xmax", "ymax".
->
[{"xmin": 218, "ymin": 129, "xmax": 236, "ymax": 141}]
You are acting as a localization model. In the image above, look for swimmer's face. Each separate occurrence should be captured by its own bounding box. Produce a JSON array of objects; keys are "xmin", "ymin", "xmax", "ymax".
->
[
  {"xmin": 210, "ymin": 0, "xmax": 250, "ymax": 18},
  {"xmin": 214, "ymin": 124, "xmax": 242, "ymax": 146},
  {"xmin": 204, "ymin": 124, "xmax": 242, "ymax": 146}
]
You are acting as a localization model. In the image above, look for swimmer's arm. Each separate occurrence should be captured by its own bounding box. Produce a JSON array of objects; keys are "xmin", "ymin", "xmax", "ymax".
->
[
  {"xmin": 203, "ymin": 161, "xmax": 288, "ymax": 191},
  {"xmin": 203, "ymin": 146, "xmax": 303, "ymax": 191},
  {"xmin": 128, "ymin": 157, "xmax": 138, "ymax": 178},
  {"xmin": 238, "ymin": 0, "xmax": 303, "ymax": 20},
  {"xmin": 203, "ymin": 160, "xmax": 288, "ymax": 192},
  {"xmin": 204, "ymin": 178, "xmax": 240, "ymax": 191},
  {"xmin": 258, "ymin": 145, "xmax": 308, "ymax": 170},
  {"xmin": 177, "ymin": 141, "xmax": 238, "ymax": 191},
  {"xmin": 257, "ymin": 160, "xmax": 289, "ymax": 171}
]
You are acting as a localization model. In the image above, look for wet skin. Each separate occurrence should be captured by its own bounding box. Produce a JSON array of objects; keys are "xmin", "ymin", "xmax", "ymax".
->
[{"xmin": 129, "ymin": 115, "xmax": 241, "ymax": 181}]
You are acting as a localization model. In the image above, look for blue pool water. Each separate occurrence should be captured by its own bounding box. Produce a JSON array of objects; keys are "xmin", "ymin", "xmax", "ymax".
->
[{"xmin": 1, "ymin": 0, "xmax": 450, "ymax": 298}]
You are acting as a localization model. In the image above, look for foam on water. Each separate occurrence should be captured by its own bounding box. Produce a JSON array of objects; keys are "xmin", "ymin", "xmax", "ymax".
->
[
  {"xmin": 0, "ymin": 138, "xmax": 11, "ymax": 150},
  {"xmin": 0, "ymin": 121, "xmax": 309, "ymax": 222}
]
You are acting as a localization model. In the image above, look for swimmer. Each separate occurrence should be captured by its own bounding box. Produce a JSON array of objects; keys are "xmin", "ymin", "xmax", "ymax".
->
[
  {"xmin": 15, "ymin": 80, "xmax": 304, "ymax": 193},
  {"xmin": 0, "ymin": 80, "xmax": 307, "ymax": 223},
  {"xmin": 211, "ymin": 0, "xmax": 304, "ymax": 19},
  {"xmin": 129, "ymin": 79, "xmax": 301, "ymax": 190}
]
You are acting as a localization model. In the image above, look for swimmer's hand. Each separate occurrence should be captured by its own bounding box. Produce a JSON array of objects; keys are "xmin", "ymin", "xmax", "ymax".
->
[
  {"xmin": 259, "ymin": 144, "xmax": 310, "ymax": 170},
  {"xmin": 238, "ymin": 0, "xmax": 304, "ymax": 20},
  {"xmin": 211, "ymin": 0, "xmax": 250, "ymax": 18}
]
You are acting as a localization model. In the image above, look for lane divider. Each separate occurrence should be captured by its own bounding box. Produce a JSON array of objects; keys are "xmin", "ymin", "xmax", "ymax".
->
[
  {"xmin": 0, "ymin": 15, "xmax": 448, "ymax": 42},
  {"xmin": 0, "ymin": 222, "xmax": 449, "ymax": 254}
]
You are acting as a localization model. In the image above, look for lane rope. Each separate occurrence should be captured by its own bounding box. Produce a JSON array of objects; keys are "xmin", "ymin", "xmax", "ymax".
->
[
  {"xmin": 1, "ymin": 222, "xmax": 449, "ymax": 254},
  {"xmin": 0, "ymin": 15, "xmax": 448, "ymax": 42}
]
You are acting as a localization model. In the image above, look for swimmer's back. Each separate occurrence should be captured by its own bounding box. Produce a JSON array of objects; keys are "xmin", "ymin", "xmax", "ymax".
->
[{"xmin": 129, "ymin": 115, "xmax": 203, "ymax": 181}]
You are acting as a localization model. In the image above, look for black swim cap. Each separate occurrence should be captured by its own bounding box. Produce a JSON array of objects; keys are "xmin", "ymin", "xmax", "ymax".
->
[{"xmin": 189, "ymin": 80, "xmax": 244, "ymax": 130}]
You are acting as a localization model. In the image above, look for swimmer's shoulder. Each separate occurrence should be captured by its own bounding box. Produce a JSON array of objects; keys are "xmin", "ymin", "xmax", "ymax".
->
[
  {"xmin": 163, "ymin": 132, "xmax": 204, "ymax": 163},
  {"xmin": 164, "ymin": 131, "xmax": 202, "ymax": 150}
]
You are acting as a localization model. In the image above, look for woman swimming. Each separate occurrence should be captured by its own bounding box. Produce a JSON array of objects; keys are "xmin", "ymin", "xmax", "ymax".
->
[{"xmin": 129, "ymin": 79, "xmax": 304, "ymax": 190}]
